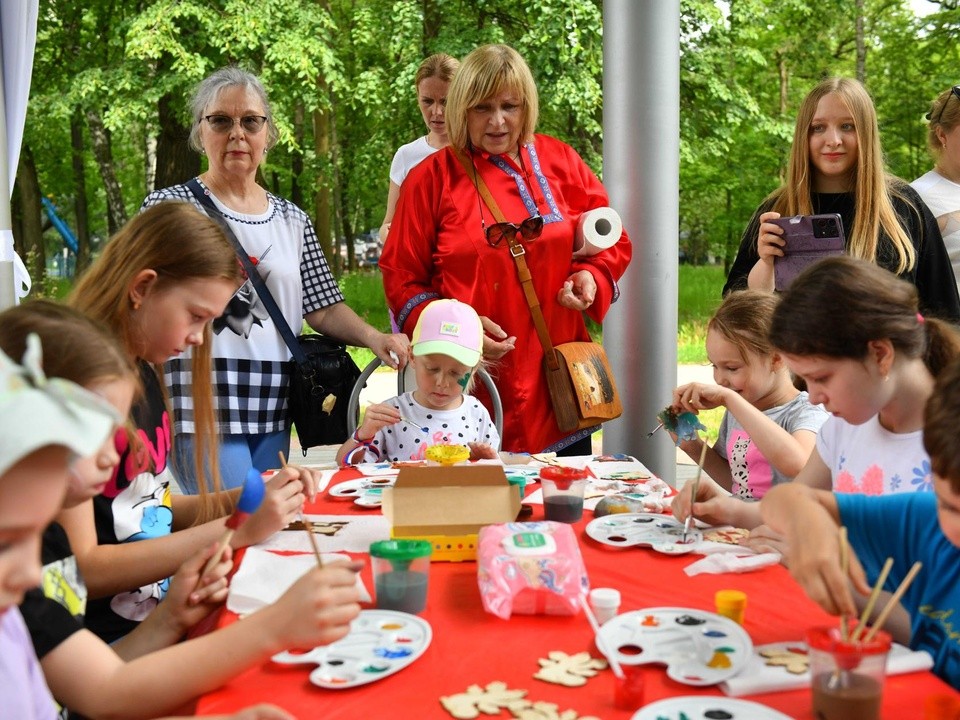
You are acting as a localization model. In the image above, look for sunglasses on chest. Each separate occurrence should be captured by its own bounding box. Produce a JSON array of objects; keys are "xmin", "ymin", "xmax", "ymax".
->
[{"xmin": 470, "ymin": 151, "xmax": 544, "ymax": 247}]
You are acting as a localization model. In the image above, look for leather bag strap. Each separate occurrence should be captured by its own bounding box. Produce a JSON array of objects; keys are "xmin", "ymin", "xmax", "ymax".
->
[{"xmin": 453, "ymin": 149, "xmax": 560, "ymax": 370}]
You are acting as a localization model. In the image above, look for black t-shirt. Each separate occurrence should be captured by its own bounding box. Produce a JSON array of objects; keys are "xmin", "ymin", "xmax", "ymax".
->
[
  {"xmin": 723, "ymin": 184, "xmax": 960, "ymax": 321},
  {"xmin": 86, "ymin": 360, "xmax": 174, "ymax": 643},
  {"xmin": 20, "ymin": 522, "xmax": 85, "ymax": 659}
]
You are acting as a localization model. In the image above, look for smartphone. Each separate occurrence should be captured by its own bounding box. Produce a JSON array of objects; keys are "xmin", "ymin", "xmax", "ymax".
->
[{"xmin": 769, "ymin": 213, "xmax": 845, "ymax": 291}]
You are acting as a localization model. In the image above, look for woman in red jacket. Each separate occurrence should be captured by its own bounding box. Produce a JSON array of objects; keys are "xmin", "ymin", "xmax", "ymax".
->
[{"xmin": 380, "ymin": 44, "xmax": 631, "ymax": 455}]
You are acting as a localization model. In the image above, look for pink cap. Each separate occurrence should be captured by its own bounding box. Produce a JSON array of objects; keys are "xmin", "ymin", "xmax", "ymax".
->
[{"xmin": 411, "ymin": 299, "xmax": 483, "ymax": 367}]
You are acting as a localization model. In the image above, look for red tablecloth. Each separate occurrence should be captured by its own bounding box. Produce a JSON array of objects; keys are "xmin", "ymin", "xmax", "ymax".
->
[{"xmin": 194, "ymin": 469, "xmax": 956, "ymax": 718}]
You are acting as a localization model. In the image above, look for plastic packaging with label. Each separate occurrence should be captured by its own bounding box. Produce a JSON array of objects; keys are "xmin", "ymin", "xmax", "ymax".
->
[{"xmin": 477, "ymin": 521, "xmax": 589, "ymax": 619}]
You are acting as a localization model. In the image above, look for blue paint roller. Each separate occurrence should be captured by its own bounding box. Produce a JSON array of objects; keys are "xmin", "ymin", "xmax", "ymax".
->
[{"xmin": 202, "ymin": 467, "xmax": 266, "ymax": 575}]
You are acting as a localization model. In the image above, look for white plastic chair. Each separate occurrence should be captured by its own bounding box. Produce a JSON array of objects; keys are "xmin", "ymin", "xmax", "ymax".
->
[{"xmin": 346, "ymin": 358, "xmax": 504, "ymax": 439}]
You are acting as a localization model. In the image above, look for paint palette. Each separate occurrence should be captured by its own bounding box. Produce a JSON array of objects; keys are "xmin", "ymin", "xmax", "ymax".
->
[
  {"xmin": 272, "ymin": 609, "xmax": 431, "ymax": 688},
  {"xmin": 596, "ymin": 607, "xmax": 752, "ymax": 686},
  {"xmin": 329, "ymin": 477, "xmax": 396, "ymax": 507},
  {"xmin": 631, "ymin": 697, "xmax": 793, "ymax": 720},
  {"xmin": 585, "ymin": 513, "xmax": 703, "ymax": 554}
]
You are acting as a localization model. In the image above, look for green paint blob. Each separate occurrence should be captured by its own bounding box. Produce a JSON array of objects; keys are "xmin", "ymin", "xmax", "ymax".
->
[{"xmin": 457, "ymin": 371, "xmax": 472, "ymax": 390}]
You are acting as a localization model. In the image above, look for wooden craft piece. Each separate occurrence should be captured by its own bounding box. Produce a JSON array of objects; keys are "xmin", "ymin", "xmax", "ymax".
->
[
  {"xmin": 701, "ymin": 527, "xmax": 749, "ymax": 545},
  {"xmin": 284, "ymin": 519, "xmax": 349, "ymax": 537},
  {"xmin": 510, "ymin": 701, "xmax": 601, "ymax": 720},
  {"xmin": 440, "ymin": 681, "xmax": 528, "ymax": 719},
  {"xmin": 533, "ymin": 651, "xmax": 607, "ymax": 687},
  {"xmin": 760, "ymin": 646, "xmax": 810, "ymax": 674}
]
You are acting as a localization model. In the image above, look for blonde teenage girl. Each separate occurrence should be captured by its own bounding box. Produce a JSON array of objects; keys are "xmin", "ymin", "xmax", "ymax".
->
[
  {"xmin": 669, "ymin": 290, "xmax": 827, "ymax": 502},
  {"xmin": 2, "ymin": 301, "xmax": 361, "ymax": 720},
  {"xmin": 676, "ymin": 256, "xmax": 960, "ymax": 542},
  {"xmin": 724, "ymin": 77, "xmax": 960, "ymax": 320},
  {"xmin": 60, "ymin": 202, "xmax": 317, "ymax": 644}
]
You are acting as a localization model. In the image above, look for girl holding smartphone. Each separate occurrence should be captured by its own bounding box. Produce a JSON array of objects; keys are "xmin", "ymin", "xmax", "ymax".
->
[{"xmin": 724, "ymin": 77, "xmax": 960, "ymax": 321}]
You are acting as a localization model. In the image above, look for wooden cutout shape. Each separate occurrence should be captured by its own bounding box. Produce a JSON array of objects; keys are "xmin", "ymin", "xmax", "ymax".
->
[
  {"xmin": 760, "ymin": 646, "xmax": 810, "ymax": 674},
  {"xmin": 440, "ymin": 681, "xmax": 528, "ymax": 719},
  {"xmin": 702, "ymin": 527, "xmax": 750, "ymax": 545},
  {"xmin": 509, "ymin": 700, "xmax": 601, "ymax": 720},
  {"xmin": 533, "ymin": 651, "xmax": 608, "ymax": 687},
  {"xmin": 284, "ymin": 519, "xmax": 349, "ymax": 537}
]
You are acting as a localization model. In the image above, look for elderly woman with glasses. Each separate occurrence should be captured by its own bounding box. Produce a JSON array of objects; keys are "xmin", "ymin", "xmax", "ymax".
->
[
  {"xmin": 142, "ymin": 66, "xmax": 408, "ymax": 492},
  {"xmin": 380, "ymin": 45, "xmax": 632, "ymax": 456},
  {"xmin": 912, "ymin": 85, "xmax": 960, "ymax": 300}
]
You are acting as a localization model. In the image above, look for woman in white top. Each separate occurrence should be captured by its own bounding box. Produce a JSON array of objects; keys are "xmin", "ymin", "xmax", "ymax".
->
[
  {"xmin": 378, "ymin": 53, "xmax": 459, "ymax": 244},
  {"xmin": 912, "ymin": 85, "xmax": 960, "ymax": 298}
]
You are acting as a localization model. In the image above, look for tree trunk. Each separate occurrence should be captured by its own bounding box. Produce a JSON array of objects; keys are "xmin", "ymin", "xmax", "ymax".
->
[
  {"xmin": 291, "ymin": 101, "xmax": 304, "ymax": 210},
  {"xmin": 154, "ymin": 93, "xmax": 200, "ymax": 191},
  {"xmin": 15, "ymin": 145, "xmax": 45, "ymax": 284},
  {"xmin": 855, "ymin": 0, "xmax": 866, "ymax": 83},
  {"xmin": 328, "ymin": 104, "xmax": 352, "ymax": 273},
  {"xmin": 313, "ymin": 98, "xmax": 336, "ymax": 275},
  {"xmin": 71, "ymin": 107, "xmax": 92, "ymax": 272},
  {"xmin": 86, "ymin": 109, "xmax": 127, "ymax": 234}
]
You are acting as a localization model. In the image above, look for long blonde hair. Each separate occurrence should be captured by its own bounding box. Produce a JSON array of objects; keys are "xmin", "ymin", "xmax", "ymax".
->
[
  {"xmin": 69, "ymin": 202, "xmax": 243, "ymax": 521},
  {"xmin": 771, "ymin": 77, "xmax": 915, "ymax": 274}
]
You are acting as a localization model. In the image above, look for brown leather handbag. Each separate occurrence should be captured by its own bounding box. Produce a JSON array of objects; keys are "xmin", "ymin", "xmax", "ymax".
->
[{"xmin": 455, "ymin": 150, "xmax": 622, "ymax": 433}]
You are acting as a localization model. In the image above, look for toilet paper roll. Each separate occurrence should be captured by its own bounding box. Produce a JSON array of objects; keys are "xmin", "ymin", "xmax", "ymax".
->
[{"xmin": 573, "ymin": 207, "xmax": 622, "ymax": 257}]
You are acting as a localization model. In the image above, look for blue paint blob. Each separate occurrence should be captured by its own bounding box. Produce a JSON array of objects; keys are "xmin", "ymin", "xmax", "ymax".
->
[
  {"xmin": 374, "ymin": 647, "xmax": 413, "ymax": 659},
  {"xmin": 703, "ymin": 629, "xmax": 727, "ymax": 637}
]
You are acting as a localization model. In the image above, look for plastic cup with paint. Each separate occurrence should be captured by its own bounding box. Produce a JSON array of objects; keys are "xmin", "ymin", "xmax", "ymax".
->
[
  {"xmin": 714, "ymin": 589, "xmax": 747, "ymax": 625},
  {"xmin": 612, "ymin": 664, "xmax": 645, "ymax": 711},
  {"xmin": 539, "ymin": 466, "xmax": 589, "ymax": 523},
  {"xmin": 807, "ymin": 625, "xmax": 891, "ymax": 720},
  {"xmin": 369, "ymin": 539, "xmax": 432, "ymax": 614}
]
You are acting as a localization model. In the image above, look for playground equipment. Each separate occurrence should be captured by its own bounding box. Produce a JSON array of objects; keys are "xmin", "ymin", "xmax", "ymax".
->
[{"xmin": 41, "ymin": 196, "xmax": 77, "ymax": 253}]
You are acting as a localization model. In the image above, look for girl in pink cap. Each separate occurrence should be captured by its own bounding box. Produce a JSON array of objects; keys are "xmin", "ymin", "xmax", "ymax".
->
[{"xmin": 337, "ymin": 299, "xmax": 500, "ymax": 464}]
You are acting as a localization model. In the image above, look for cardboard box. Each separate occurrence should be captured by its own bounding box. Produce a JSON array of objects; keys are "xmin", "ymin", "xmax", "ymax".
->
[{"xmin": 382, "ymin": 464, "xmax": 520, "ymax": 562}]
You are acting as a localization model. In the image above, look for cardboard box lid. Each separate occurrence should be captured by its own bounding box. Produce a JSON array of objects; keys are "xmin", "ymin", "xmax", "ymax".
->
[{"xmin": 383, "ymin": 464, "xmax": 520, "ymax": 536}]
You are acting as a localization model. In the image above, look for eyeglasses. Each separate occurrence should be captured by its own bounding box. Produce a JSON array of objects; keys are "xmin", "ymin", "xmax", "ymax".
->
[
  {"xmin": 482, "ymin": 215, "xmax": 544, "ymax": 247},
  {"xmin": 927, "ymin": 85, "xmax": 960, "ymax": 124},
  {"xmin": 202, "ymin": 114, "xmax": 268, "ymax": 134}
]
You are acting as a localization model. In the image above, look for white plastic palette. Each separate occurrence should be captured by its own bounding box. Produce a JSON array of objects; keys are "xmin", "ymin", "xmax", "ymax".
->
[
  {"xmin": 632, "ymin": 697, "xmax": 792, "ymax": 720},
  {"xmin": 329, "ymin": 477, "xmax": 396, "ymax": 507},
  {"xmin": 586, "ymin": 513, "xmax": 702, "ymax": 554},
  {"xmin": 597, "ymin": 607, "xmax": 752, "ymax": 686},
  {"xmin": 272, "ymin": 609, "xmax": 431, "ymax": 688}
]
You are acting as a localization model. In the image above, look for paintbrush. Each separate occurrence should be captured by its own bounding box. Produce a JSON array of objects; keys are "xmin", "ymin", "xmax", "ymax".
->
[
  {"xmin": 581, "ymin": 595, "xmax": 624, "ymax": 679},
  {"xmin": 850, "ymin": 557, "xmax": 894, "ymax": 643},
  {"xmin": 682, "ymin": 441, "xmax": 708, "ymax": 543},
  {"xmin": 838, "ymin": 526, "xmax": 850, "ymax": 642},
  {"xmin": 398, "ymin": 415, "xmax": 429, "ymax": 433},
  {"xmin": 646, "ymin": 421, "xmax": 663, "ymax": 438},
  {"xmin": 279, "ymin": 451, "xmax": 324, "ymax": 568},
  {"xmin": 862, "ymin": 561, "xmax": 922, "ymax": 643}
]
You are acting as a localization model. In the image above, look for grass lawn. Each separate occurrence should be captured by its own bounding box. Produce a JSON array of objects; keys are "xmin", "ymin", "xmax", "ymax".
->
[
  {"xmin": 339, "ymin": 266, "xmax": 727, "ymax": 443},
  {"xmin": 340, "ymin": 265, "xmax": 724, "ymax": 368}
]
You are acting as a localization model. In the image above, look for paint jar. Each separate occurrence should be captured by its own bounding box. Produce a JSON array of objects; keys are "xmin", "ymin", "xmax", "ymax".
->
[
  {"xmin": 539, "ymin": 467, "xmax": 589, "ymax": 523},
  {"xmin": 589, "ymin": 587, "xmax": 621, "ymax": 625},
  {"xmin": 506, "ymin": 474, "xmax": 527, "ymax": 501},
  {"xmin": 807, "ymin": 625, "xmax": 891, "ymax": 720},
  {"xmin": 714, "ymin": 589, "xmax": 747, "ymax": 625},
  {"xmin": 612, "ymin": 665, "xmax": 645, "ymax": 711},
  {"xmin": 369, "ymin": 539, "xmax": 432, "ymax": 614}
]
